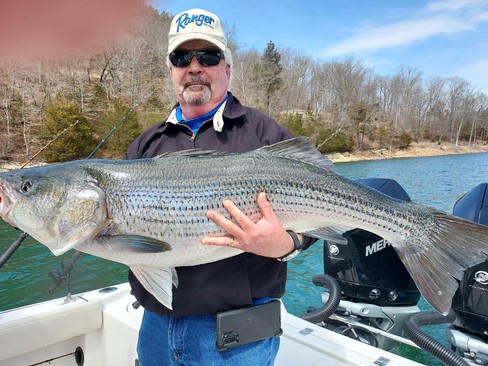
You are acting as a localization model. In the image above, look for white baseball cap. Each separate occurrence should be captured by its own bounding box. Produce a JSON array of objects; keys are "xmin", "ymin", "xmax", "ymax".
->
[{"xmin": 168, "ymin": 9, "xmax": 227, "ymax": 54}]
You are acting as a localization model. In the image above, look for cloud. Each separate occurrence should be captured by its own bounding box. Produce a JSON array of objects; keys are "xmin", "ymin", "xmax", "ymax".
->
[
  {"xmin": 319, "ymin": 0, "xmax": 488, "ymax": 57},
  {"xmin": 321, "ymin": 16, "xmax": 472, "ymax": 56},
  {"xmin": 472, "ymin": 11, "xmax": 488, "ymax": 22},
  {"xmin": 424, "ymin": 0, "xmax": 486, "ymax": 13}
]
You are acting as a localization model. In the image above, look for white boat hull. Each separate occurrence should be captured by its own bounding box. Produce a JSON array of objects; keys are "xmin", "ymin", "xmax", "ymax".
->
[{"xmin": 0, "ymin": 283, "xmax": 423, "ymax": 366}]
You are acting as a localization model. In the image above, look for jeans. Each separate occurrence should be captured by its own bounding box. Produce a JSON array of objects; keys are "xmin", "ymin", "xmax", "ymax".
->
[{"xmin": 137, "ymin": 309, "xmax": 280, "ymax": 366}]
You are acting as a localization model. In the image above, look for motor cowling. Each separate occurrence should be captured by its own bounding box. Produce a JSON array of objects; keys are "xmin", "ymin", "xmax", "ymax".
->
[
  {"xmin": 323, "ymin": 178, "xmax": 421, "ymax": 307},
  {"xmin": 451, "ymin": 183, "xmax": 488, "ymax": 339}
]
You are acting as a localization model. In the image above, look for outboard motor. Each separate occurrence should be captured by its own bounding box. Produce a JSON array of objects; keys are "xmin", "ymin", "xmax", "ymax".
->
[
  {"xmin": 324, "ymin": 178, "xmax": 420, "ymax": 307},
  {"xmin": 303, "ymin": 178, "xmax": 421, "ymax": 350},
  {"xmin": 447, "ymin": 183, "xmax": 488, "ymax": 363}
]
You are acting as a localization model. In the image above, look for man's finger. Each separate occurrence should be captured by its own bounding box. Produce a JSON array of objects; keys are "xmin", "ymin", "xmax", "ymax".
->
[
  {"xmin": 257, "ymin": 192, "xmax": 274, "ymax": 217},
  {"xmin": 206, "ymin": 206, "xmax": 244, "ymax": 239},
  {"xmin": 201, "ymin": 235, "xmax": 241, "ymax": 248},
  {"xmin": 223, "ymin": 199, "xmax": 253, "ymax": 228}
]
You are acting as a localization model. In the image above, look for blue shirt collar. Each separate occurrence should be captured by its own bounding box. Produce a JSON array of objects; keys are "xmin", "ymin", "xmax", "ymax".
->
[{"xmin": 176, "ymin": 95, "xmax": 229, "ymax": 134}]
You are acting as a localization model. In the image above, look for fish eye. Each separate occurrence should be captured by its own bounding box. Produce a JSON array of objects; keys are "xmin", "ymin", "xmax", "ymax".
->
[{"xmin": 21, "ymin": 181, "xmax": 32, "ymax": 193}]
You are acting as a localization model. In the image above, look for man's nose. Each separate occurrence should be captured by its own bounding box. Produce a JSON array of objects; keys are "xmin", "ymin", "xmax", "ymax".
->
[{"xmin": 187, "ymin": 55, "xmax": 203, "ymax": 72}]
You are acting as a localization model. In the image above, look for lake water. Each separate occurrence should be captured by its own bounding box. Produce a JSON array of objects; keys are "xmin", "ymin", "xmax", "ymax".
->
[{"xmin": 2, "ymin": 151, "xmax": 488, "ymax": 365}]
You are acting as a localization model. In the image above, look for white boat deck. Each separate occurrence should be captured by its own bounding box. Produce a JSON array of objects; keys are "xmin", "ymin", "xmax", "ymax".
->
[{"xmin": 0, "ymin": 283, "xmax": 423, "ymax": 365}]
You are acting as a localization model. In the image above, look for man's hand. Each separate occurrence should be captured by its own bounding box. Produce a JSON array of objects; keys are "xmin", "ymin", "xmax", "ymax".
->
[{"xmin": 201, "ymin": 192, "xmax": 302, "ymax": 258}]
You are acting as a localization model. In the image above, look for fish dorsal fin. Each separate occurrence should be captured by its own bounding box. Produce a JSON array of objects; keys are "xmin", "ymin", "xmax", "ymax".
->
[
  {"xmin": 259, "ymin": 137, "xmax": 335, "ymax": 170},
  {"xmin": 151, "ymin": 137, "xmax": 334, "ymax": 171}
]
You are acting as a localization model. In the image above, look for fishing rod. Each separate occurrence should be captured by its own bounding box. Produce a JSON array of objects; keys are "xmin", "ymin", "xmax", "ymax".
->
[
  {"xmin": 0, "ymin": 232, "xmax": 28, "ymax": 268},
  {"xmin": 20, "ymin": 119, "xmax": 81, "ymax": 169},
  {"xmin": 0, "ymin": 107, "xmax": 136, "ymax": 281},
  {"xmin": 86, "ymin": 106, "xmax": 136, "ymax": 159}
]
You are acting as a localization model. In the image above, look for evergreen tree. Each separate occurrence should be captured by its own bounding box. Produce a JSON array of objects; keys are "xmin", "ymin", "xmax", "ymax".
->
[
  {"xmin": 40, "ymin": 102, "xmax": 97, "ymax": 162},
  {"xmin": 279, "ymin": 113, "xmax": 306, "ymax": 136},
  {"xmin": 95, "ymin": 99, "xmax": 142, "ymax": 158},
  {"xmin": 252, "ymin": 41, "xmax": 283, "ymax": 114}
]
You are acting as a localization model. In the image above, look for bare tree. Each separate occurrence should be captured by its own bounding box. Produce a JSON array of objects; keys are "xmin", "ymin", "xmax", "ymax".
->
[
  {"xmin": 275, "ymin": 48, "xmax": 313, "ymax": 113},
  {"xmin": 469, "ymin": 93, "xmax": 488, "ymax": 146},
  {"xmin": 424, "ymin": 77, "xmax": 446, "ymax": 141},
  {"xmin": 232, "ymin": 49, "xmax": 261, "ymax": 105},
  {"xmin": 446, "ymin": 77, "xmax": 471, "ymax": 145}
]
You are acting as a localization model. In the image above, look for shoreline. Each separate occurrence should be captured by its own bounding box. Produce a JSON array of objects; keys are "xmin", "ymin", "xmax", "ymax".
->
[
  {"xmin": 327, "ymin": 141, "xmax": 488, "ymax": 163},
  {"xmin": 1, "ymin": 142, "xmax": 488, "ymax": 172}
]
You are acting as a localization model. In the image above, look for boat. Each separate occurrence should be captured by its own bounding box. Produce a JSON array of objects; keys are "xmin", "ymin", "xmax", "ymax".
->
[
  {"xmin": 1, "ymin": 179, "xmax": 487, "ymax": 366},
  {"xmin": 0, "ymin": 282, "xmax": 425, "ymax": 366}
]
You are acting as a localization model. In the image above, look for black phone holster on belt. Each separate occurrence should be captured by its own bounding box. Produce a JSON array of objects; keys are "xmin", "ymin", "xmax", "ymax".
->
[{"xmin": 215, "ymin": 299, "xmax": 283, "ymax": 351}]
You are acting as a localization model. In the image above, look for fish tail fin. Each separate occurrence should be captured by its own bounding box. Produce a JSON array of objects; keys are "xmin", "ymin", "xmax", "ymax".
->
[
  {"xmin": 396, "ymin": 210, "xmax": 488, "ymax": 315},
  {"xmin": 130, "ymin": 266, "xmax": 178, "ymax": 310}
]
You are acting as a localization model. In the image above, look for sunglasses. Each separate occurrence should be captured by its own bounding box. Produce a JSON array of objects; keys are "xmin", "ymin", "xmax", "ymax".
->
[{"xmin": 169, "ymin": 49, "xmax": 224, "ymax": 68}]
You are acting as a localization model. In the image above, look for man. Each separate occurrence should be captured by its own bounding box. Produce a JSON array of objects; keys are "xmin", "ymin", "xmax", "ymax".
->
[{"xmin": 126, "ymin": 8, "xmax": 308, "ymax": 366}]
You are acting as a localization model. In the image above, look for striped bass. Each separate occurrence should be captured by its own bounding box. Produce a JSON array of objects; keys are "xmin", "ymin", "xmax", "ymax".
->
[{"xmin": 0, "ymin": 137, "xmax": 487, "ymax": 313}]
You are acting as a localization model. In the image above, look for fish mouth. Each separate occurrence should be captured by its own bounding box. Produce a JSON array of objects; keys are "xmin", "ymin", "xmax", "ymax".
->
[{"xmin": 0, "ymin": 184, "xmax": 14, "ymax": 225}]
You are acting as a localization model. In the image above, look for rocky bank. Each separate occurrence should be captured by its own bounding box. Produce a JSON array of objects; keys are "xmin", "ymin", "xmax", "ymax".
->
[{"xmin": 327, "ymin": 141, "xmax": 488, "ymax": 163}]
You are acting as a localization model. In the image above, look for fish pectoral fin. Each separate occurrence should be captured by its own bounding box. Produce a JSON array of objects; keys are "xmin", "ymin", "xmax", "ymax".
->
[
  {"xmin": 98, "ymin": 235, "xmax": 171, "ymax": 253},
  {"xmin": 302, "ymin": 226, "xmax": 350, "ymax": 244},
  {"xmin": 130, "ymin": 266, "xmax": 178, "ymax": 310}
]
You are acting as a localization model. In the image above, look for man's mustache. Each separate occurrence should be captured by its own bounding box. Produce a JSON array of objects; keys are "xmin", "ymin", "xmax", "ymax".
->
[{"xmin": 183, "ymin": 77, "xmax": 211, "ymax": 88}]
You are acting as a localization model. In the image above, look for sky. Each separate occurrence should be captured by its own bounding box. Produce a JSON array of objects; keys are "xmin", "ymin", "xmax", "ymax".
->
[{"xmin": 153, "ymin": 0, "xmax": 488, "ymax": 95}]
